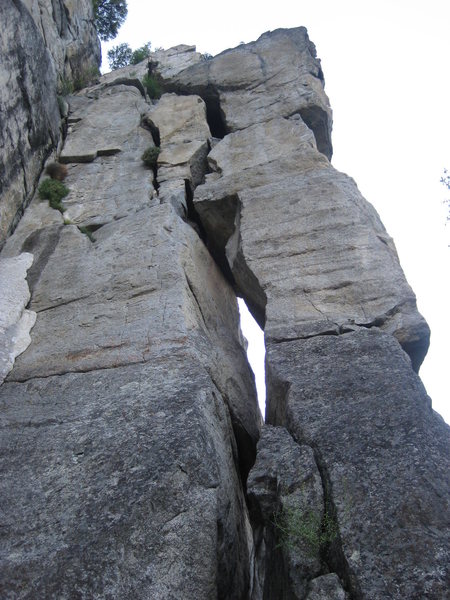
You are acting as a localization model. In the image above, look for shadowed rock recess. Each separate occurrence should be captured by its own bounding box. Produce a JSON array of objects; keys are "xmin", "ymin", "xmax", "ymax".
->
[{"xmin": 0, "ymin": 8, "xmax": 448, "ymax": 599}]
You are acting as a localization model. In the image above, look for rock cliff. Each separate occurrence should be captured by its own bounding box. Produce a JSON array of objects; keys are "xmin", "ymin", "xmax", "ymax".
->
[
  {"xmin": 0, "ymin": 0, "xmax": 100, "ymax": 246},
  {"xmin": 0, "ymin": 11, "xmax": 449, "ymax": 600}
]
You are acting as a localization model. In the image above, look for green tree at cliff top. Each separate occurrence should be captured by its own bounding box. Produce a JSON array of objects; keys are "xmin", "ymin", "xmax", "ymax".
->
[{"xmin": 93, "ymin": 0, "xmax": 128, "ymax": 41}]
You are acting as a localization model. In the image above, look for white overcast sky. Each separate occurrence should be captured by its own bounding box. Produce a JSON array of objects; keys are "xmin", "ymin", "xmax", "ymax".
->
[{"xmin": 102, "ymin": 0, "xmax": 449, "ymax": 423}]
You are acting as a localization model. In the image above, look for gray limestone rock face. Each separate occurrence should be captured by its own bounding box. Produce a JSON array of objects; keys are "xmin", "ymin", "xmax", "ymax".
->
[
  {"xmin": 1, "ymin": 21, "xmax": 448, "ymax": 600},
  {"xmin": 0, "ymin": 360, "xmax": 254, "ymax": 599},
  {"xmin": 247, "ymin": 425, "xmax": 325, "ymax": 600},
  {"xmin": 0, "ymin": 0, "xmax": 61, "ymax": 246},
  {"xmin": 161, "ymin": 28, "xmax": 332, "ymax": 159},
  {"xmin": 22, "ymin": 0, "xmax": 100, "ymax": 85},
  {"xmin": 0, "ymin": 74, "xmax": 261, "ymax": 598},
  {"xmin": 305, "ymin": 574, "xmax": 348, "ymax": 600},
  {"xmin": 60, "ymin": 84, "xmax": 150, "ymax": 163},
  {"xmin": 266, "ymin": 328, "xmax": 450, "ymax": 599},
  {"xmin": 194, "ymin": 116, "xmax": 429, "ymax": 372},
  {"xmin": 147, "ymin": 93, "xmax": 212, "ymax": 214},
  {"xmin": 152, "ymin": 44, "xmax": 203, "ymax": 79},
  {"xmin": 0, "ymin": 0, "xmax": 100, "ymax": 247}
]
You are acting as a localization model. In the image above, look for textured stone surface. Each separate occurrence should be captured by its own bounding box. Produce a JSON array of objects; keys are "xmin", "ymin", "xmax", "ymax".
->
[
  {"xmin": 0, "ymin": 0, "xmax": 99, "ymax": 247},
  {"xmin": 146, "ymin": 93, "xmax": 212, "ymax": 213},
  {"xmin": 0, "ymin": 254, "xmax": 36, "ymax": 383},
  {"xmin": 22, "ymin": 0, "xmax": 100, "ymax": 84},
  {"xmin": 0, "ymin": 74, "xmax": 261, "ymax": 597},
  {"xmin": 152, "ymin": 44, "xmax": 203, "ymax": 79},
  {"xmin": 305, "ymin": 574, "xmax": 348, "ymax": 600},
  {"xmin": 248, "ymin": 425, "xmax": 324, "ymax": 599},
  {"xmin": 0, "ymin": 0, "xmax": 61, "ymax": 246},
  {"xmin": 161, "ymin": 28, "xmax": 332, "ymax": 158},
  {"xmin": 194, "ymin": 116, "xmax": 429, "ymax": 371},
  {"xmin": 266, "ymin": 328, "xmax": 450, "ymax": 599},
  {"xmin": 61, "ymin": 84, "xmax": 149, "ymax": 163},
  {"xmin": 0, "ymin": 359, "xmax": 253, "ymax": 599},
  {"xmin": 1, "ymin": 21, "xmax": 448, "ymax": 600}
]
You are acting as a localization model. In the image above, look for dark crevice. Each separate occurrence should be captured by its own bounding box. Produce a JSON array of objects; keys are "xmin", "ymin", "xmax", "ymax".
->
[
  {"xmin": 141, "ymin": 115, "xmax": 161, "ymax": 147},
  {"xmin": 185, "ymin": 180, "xmax": 208, "ymax": 241},
  {"xmin": 209, "ymin": 371, "xmax": 256, "ymax": 488},
  {"xmin": 264, "ymin": 370, "xmax": 358, "ymax": 598},
  {"xmin": 76, "ymin": 223, "xmax": 103, "ymax": 242},
  {"xmin": 298, "ymin": 106, "xmax": 332, "ymax": 160},
  {"xmin": 192, "ymin": 192, "xmax": 238, "ymax": 289},
  {"xmin": 35, "ymin": 294, "xmax": 91, "ymax": 314},
  {"xmin": 307, "ymin": 442, "xmax": 362, "ymax": 600},
  {"xmin": 205, "ymin": 94, "xmax": 228, "ymax": 139}
]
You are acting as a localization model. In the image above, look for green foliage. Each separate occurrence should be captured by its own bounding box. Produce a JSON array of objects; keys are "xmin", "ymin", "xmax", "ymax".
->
[
  {"xmin": 93, "ymin": 0, "xmax": 128, "ymax": 41},
  {"xmin": 141, "ymin": 146, "xmax": 161, "ymax": 169},
  {"xmin": 274, "ymin": 505, "xmax": 338, "ymax": 557},
  {"xmin": 107, "ymin": 42, "xmax": 133, "ymax": 70},
  {"xmin": 73, "ymin": 66, "xmax": 100, "ymax": 91},
  {"xmin": 58, "ymin": 77, "xmax": 74, "ymax": 96},
  {"xmin": 38, "ymin": 179, "xmax": 69, "ymax": 213},
  {"xmin": 107, "ymin": 42, "xmax": 151, "ymax": 70},
  {"xmin": 142, "ymin": 73, "xmax": 162, "ymax": 99},
  {"xmin": 130, "ymin": 43, "xmax": 152, "ymax": 64}
]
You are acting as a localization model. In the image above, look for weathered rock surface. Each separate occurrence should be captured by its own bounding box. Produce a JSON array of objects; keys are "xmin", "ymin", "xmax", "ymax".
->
[
  {"xmin": 0, "ymin": 77, "xmax": 261, "ymax": 599},
  {"xmin": 0, "ymin": 360, "xmax": 254, "ymax": 599},
  {"xmin": 266, "ymin": 329, "xmax": 450, "ymax": 598},
  {"xmin": 194, "ymin": 116, "xmax": 429, "ymax": 372},
  {"xmin": 161, "ymin": 28, "xmax": 332, "ymax": 158},
  {"xmin": 60, "ymin": 84, "xmax": 149, "ymax": 163},
  {"xmin": 147, "ymin": 93, "xmax": 212, "ymax": 213},
  {"xmin": 0, "ymin": 0, "xmax": 60, "ymax": 246},
  {"xmin": 0, "ymin": 253, "xmax": 36, "ymax": 383},
  {"xmin": 22, "ymin": 0, "xmax": 100, "ymax": 84},
  {"xmin": 247, "ymin": 425, "xmax": 325, "ymax": 599},
  {"xmin": 152, "ymin": 44, "xmax": 203, "ymax": 79},
  {"xmin": 0, "ymin": 0, "xmax": 99, "ymax": 247},
  {"xmin": 1, "ymin": 17, "xmax": 449, "ymax": 600},
  {"xmin": 305, "ymin": 574, "xmax": 348, "ymax": 600}
]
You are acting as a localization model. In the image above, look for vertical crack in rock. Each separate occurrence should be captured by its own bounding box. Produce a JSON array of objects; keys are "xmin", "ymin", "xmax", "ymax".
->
[
  {"xmin": 203, "ymin": 89, "xmax": 228, "ymax": 139},
  {"xmin": 247, "ymin": 424, "xmax": 351, "ymax": 600},
  {"xmin": 309, "ymin": 444, "xmax": 362, "ymax": 600}
]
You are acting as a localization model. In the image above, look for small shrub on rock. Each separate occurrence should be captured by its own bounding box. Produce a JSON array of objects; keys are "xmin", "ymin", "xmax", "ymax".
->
[
  {"xmin": 38, "ymin": 178, "xmax": 69, "ymax": 213},
  {"xmin": 141, "ymin": 146, "xmax": 160, "ymax": 169},
  {"xmin": 142, "ymin": 73, "xmax": 162, "ymax": 99},
  {"xmin": 274, "ymin": 505, "xmax": 338, "ymax": 557}
]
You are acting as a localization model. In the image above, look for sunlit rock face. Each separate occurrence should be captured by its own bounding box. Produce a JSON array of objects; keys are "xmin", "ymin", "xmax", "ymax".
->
[{"xmin": 0, "ymin": 19, "xmax": 448, "ymax": 600}]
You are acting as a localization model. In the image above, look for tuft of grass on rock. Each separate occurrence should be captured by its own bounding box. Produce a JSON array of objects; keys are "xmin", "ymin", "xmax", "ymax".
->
[
  {"xmin": 38, "ymin": 178, "xmax": 69, "ymax": 213},
  {"xmin": 141, "ymin": 146, "xmax": 160, "ymax": 169},
  {"xmin": 142, "ymin": 73, "xmax": 162, "ymax": 99},
  {"xmin": 274, "ymin": 505, "xmax": 338, "ymax": 557}
]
